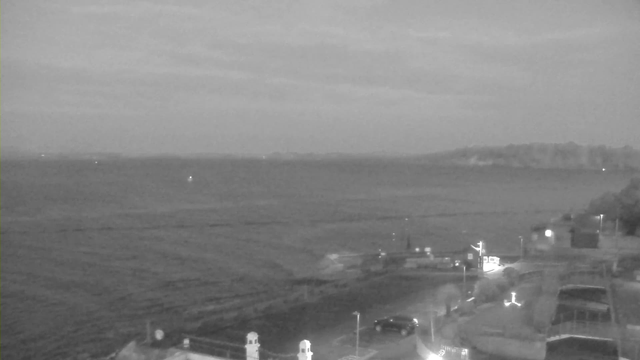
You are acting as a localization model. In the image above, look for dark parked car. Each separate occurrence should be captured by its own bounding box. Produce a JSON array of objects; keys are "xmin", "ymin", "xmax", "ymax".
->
[{"xmin": 373, "ymin": 315, "xmax": 418, "ymax": 336}]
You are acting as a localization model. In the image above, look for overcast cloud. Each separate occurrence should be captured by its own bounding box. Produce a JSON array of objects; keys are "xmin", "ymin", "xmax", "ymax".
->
[{"xmin": 2, "ymin": 0, "xmax": 639, "ymax": 154}]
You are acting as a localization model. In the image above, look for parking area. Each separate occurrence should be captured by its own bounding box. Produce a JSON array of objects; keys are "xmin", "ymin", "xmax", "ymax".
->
[{"xmin": 303, "ymin": 276, "xmax": 454, "ymax": 360}]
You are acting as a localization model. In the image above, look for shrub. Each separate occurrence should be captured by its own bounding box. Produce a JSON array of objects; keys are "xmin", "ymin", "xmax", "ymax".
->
[
  {"xmin": 503, "ymin": 267, "xmax": 520, "ymax": 287},
  {"xmin": 437, "ymin": 284, "xmax": 462, "ymax": 316},
  {"xmin": 456, "ymin": 300, "xmax": 476, "ymax": 315},
  {"xmin": 494, "ymin": 278, "xmax": 510, "ymax": 293},
  {"xmin": 473, "ymin": 278, "xmax": 502, "ymax": 304},
  {"xmin": 540, "ymin": 274, "xmax": 560, "ymax": 295},
  {"xmin": 531, "ymin": 294, "xmax": 558, "ymax": 332}
]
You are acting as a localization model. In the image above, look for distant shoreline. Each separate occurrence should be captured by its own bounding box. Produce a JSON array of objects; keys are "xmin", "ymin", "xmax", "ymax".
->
[{"xmin": 3, "ymin": 142, "xmax": 639, "ymax": 170}]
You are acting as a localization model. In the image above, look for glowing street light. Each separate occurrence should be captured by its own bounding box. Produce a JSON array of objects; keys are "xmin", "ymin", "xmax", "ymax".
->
[{"xmin": 504, "ymin": 292, "xmax": 521, "ymax": 307}]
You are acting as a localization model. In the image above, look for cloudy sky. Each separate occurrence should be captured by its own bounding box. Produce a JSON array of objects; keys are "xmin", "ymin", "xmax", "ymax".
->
[{"xmin": 2, "ymin": 0, "xmax": 640, "ymax": 155}]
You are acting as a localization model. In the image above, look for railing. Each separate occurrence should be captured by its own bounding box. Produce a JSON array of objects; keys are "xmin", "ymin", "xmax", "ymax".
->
[
  {"xmin": 182, "ymin": 335, "xmax": 298, "ymax": 360},
  {"xmin": 182, "ymin": 336, "xmax": 246, "ymax": 359},
  {"xmin": 547, "ymin": 320, "xmax": 616, "ymax": 340},
  {"xmin": 416, "ymin": 331, "xmax": 470, "ymax": 360},
  {"xmin": 620, "ymin": 335, "xmax": 640, "ymax": 360}
]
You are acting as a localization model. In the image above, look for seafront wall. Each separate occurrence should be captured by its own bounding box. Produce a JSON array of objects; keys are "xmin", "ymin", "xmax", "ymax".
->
[
  {"xmin": 415, "ymin": 331, "xmax": 546, "ymax": 360},
  {"xmin": 469, "ymin": 336, "xmax": 545, "ymax": 360}
]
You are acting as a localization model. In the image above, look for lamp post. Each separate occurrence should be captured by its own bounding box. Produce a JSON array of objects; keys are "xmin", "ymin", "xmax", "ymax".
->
[
  {"xmin": 471, "ymin": 241, "xmax": 484, "ymax": 271},
  {"xmin": 353, "ymin": 311, "xmax": 360, "ymax": 357},
  {"xmin": 519, "ymin": 236, "xmax": 524, "ymax": 260},
  {"xmin": 404, "ymin": 218, "xmax": 411, "ymax": 251},
  {"xmin": 599, "ymin": 214, "xmax": 604, "ymax": 233},
  {"xmin": 463, "ymin": 264, "xmax": 467, "ymax": 299},
  {"xmin": 428, "ymin": 305, "xmax": 435, "ymax": 343}
]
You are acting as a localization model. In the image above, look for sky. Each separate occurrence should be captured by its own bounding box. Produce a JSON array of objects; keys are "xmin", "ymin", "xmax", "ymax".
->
[{"xmin": 2, "ymin": 0, "xmax": 640, "ymax": 155}]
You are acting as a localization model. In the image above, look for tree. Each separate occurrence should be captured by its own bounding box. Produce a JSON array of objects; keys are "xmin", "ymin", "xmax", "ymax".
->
[
  {"xmin": 618, "ymin": 177, "xmax": 640, "ymax": 235},
  {"xmin": 587, "ymin": 191, "xmax": 620, "ymax": 221},
  {"xmin": 587, "ymin": 177, "xmax": 640, "ymax": 235},
  {"xmin": 437, "ymin": 284, "xmax": 462, "ymax": 317}
]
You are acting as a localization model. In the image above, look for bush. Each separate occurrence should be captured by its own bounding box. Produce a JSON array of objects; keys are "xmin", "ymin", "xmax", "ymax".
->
[
  {"xmin": 437, "ymin": 284, "xmax": 462, "ymax": 316},
  {"xmin": 503, "ymin": 267, "xmax": 520, "ymax": 287},
  {"xmin": 540, "ymin": 274, "xmax": 560, "ymax": 295},
  {"xmin": 473, "ymin": 278, "xmax": 503, "ymax": 304},
  {"xmin": 456, "ymin": 300, "xmax": 476, "ymax": 315},
  {"xmin": 531, "ymin": 294, "xmax": 557, "ymax": 332},
  {"xmin": 494, "ymin": 278, "xmax": 510, "ymax": 293}
]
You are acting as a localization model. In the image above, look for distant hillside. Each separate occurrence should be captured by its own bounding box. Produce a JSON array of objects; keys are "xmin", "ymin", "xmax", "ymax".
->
[{"xmin": 420, "ymin": 143, "xmax": 640, "ymax": 170}]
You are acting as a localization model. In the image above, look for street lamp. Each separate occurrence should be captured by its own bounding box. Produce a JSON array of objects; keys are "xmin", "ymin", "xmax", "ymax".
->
[
  {"xmin": 471, "ymin": 241, "xmax": 484, "ymax": 270},
  {"xmin": 463, "ymin": 264, "xmax": 467, "ymax": 299},
  {"xmin": 519, "ymin": 236, "xmax": 524, "ymax": 260},
  {"xmin": 353, "ymin": 311, "xmax": 360, "ymax": 357},
  {"xmin": 599, "ymin": 214, "xmax": 604, "ymax": 233}
]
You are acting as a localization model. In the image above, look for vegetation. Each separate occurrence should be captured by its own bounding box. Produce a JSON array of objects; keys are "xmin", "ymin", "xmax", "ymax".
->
[
  {"xmin": 528, "ymin": 272, "xmax": 560, "ymax": 332},
  {"xmin": 503, "ymin": 267, "xmax": 520, "ymax": 287},
  {"xmin": 422, "ymin": 143, "xmax": 640, "ymax": 170},
  {"xmin": 437, "ymin": 284, "xmax": 462, "ymax": 316},
  {"xmin": 473, "ymin": 278, "xmax": 510, "ymax": 304},
  {"xmin": 587, "ymin": 177, "xmax": 640, "ymax": 235}
]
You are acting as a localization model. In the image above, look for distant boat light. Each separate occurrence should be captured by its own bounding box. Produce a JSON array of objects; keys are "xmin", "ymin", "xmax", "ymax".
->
[
  {"xmin": 602, "ymin": 168, "xmax": 606, "ymax": 172},
  {"xmin": 188, "ymin": 176, "xmax": 193, "ymax": 182}
]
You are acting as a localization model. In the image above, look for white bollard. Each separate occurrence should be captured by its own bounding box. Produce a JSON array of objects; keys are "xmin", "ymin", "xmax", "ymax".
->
[
  {"xmin": 246, "ymin": 332, "xmax": 260, "ymax": 360},
  {"xmin": 298, "ymin": 340, "xmax": 312, "ymax": 360}
]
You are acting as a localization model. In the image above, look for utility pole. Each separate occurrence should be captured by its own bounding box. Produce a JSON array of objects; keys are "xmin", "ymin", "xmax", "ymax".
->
[{"xmin": 519, "ymin": 236, "xmax": 524, "ymax": 260}]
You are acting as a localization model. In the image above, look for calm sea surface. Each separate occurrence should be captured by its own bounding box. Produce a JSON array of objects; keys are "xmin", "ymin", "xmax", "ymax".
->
[{"xmin": 0, "ymin": 158, "xmax": 632, "ymax": 359}]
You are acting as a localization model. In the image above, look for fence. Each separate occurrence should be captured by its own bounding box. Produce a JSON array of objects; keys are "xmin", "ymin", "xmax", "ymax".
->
[
  {"xmin": 417, "ymin": 336, "xmax": 470, "ymax": 360},
  {"xmin": 185, "ymin": 336, "xmax": 246, "ymax": 359},
  {"xmin": 620, "ymin": 335, "xmax": 640, "ymax": 360},
  {"xmin": 547, "ymin": 320, "xmax": 616, "ymax": 341},
  {"xmin": 182, "ymin": 334, "xmax": 302, "ymax": 360}
]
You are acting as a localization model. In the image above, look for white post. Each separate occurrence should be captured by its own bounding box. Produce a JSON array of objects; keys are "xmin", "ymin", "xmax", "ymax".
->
[
  {"xmin": 353, "ymin": 311, "xmax": 360, "ymax": 357},
  {"xmin": 298, "ymin": 340, "xmax": 312, "ymax": 360},
  {"xmin": 463, "ymin": 265, "xmax": 466, "ymax": 298},
  {"xmin": 430, "ymin": 306, "xmax": 435, "ymax": 343},
  {"xmin": 246, "ymin": 332, "xmax": 259, "ymax": 360}
]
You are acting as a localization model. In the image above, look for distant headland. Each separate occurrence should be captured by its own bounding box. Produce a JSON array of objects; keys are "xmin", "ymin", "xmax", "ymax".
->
[{"xmin": 3, "ymin": 143, "xmax": 639, "ymax": 170}]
